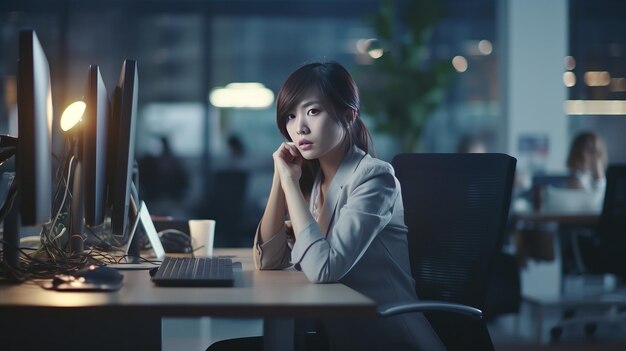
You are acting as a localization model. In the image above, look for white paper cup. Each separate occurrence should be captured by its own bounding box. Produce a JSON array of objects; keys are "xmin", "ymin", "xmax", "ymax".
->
[{"xmin": 188, "ymin": 219, "xmax": 216, "ymax": 257}]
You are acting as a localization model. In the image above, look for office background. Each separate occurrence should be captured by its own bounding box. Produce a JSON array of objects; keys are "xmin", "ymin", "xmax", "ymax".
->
[{"xmin": 0, "ymin": 0, "xmax": 625, "ymax": 241}]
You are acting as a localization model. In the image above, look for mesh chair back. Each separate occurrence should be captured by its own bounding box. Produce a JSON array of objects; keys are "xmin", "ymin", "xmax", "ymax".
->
[{"xmin": 392, "ymin": 153, "xmax": 516, "ymax": 351}]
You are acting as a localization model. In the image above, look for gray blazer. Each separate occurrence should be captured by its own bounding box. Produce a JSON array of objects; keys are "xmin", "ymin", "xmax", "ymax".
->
[{"xmin": 253, "ymin": 146, "xmax": 444, "ymax": 350}]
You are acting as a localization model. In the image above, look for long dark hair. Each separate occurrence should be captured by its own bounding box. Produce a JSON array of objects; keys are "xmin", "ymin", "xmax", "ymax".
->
[
  {"xmin": 566, "ymin": 131, "xmax": 608, "ymax": 172},
  {"xmin": 276, "ymin": 62, "xmax": 374, "ymax": 196}
]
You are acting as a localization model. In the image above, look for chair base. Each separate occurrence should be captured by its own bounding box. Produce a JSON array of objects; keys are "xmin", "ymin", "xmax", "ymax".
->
[{"xmin": 550, "ymin": 305, "xmax": 626, "ymax": 341}]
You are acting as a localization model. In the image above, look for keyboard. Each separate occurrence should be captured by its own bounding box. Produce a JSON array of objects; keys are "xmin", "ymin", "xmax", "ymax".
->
[{"xmin": 152, "ymin": 257, "xmax": 235, "ymax": 287}]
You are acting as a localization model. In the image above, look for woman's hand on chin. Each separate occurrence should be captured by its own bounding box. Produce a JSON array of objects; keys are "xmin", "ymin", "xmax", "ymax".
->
[{"xmin": 273, "ymin": 142, "xmax": 303, "ymax": 184}]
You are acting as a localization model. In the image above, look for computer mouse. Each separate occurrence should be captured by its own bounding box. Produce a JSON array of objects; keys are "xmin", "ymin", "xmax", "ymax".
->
[
  {"xmin": 48, "ymin": 265, "xmax": 124, "ymax": 291},
  {"xmin": 74, "ymin": 265, "xmax": 124, "ymax": 285}
]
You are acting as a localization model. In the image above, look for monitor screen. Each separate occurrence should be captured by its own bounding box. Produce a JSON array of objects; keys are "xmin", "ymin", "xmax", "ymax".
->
[
  {"xmin": 16, "ymin": 29, "xmax": 53, "ymax": 227},
  {"xmin": 2, "ymin": 29, "xmax": 53, "ymax": 273},
  {"xmin": 107, "ymin": 59, "xmax": 138, "ymax": 241},
  {"xmin": 83, "ymin": 65, "xmax": 109, "ymax": 227}
]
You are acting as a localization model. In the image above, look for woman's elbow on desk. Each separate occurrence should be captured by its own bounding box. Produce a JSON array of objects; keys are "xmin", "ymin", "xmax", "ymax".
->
[
  {"xmin": 255, "ymin": 255, "xmax": 292, "ymax": 270},
  {"xmin": 304, "ymin": 272, "xmax": 335, "ymax": 284},
  {"xmin": 299, "ymin": 261, "xmax": 339, "ymax": 284}
]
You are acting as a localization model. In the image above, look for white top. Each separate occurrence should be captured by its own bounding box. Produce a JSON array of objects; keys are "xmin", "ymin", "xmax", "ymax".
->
[
  {"xmin": 253, "ymin": 146, "xmax": 444, "ymax": 350},
  {"xmin": 574, "ymin": 170, "xmax": 606, "ymax": 194},
  {"xmin": 544, "ymin": 171, "xmax": 606, "ymax": 212}
]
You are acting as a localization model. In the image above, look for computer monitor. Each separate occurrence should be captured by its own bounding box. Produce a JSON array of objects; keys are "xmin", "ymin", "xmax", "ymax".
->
[
  {"xmin": 1, "ymin": 29, "xmax": 53, "ymax": 273},
  {"xmin": 104, "ymin": 60, "xmax": 164, "ymax": 261},
  {"xmin": 107, "ymin": 59, "xmax": 138, "ymax": 242},
  {"xmin": 83, "ymin": 65, "xmax": 109, "ymax": 227},
  {"xmin": 66, "ymin": 65, "xmax": 109, "ymax": 253},
  {"xmin": 17, "ymin": 30, "xmax": 53, "ymax": 226}
]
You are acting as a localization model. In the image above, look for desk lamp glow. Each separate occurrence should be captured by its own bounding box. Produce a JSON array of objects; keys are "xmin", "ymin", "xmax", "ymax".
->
[
  {"xmin": 60, "ymin": 101, "xmax": 86, "ymax": 133},
  {"xmin": 61, "ymin": 100, "xmax": 87, "ymax": 254}
]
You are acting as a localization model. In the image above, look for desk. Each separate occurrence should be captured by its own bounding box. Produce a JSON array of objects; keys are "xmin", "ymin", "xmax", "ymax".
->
[
  {"xmin": 0, "ymin": 248, "xmax": 376, "ymax": 351},
  {"xmin": 512, "ymin": 208, "xmax": 600, "ymax": 225},
  {"xmin": 512, "ymin": 207, "xmax": 600, "ymax": 270},
  {"xmin": 511, "ymin": 206, "xmax": 599, "ymax": 292},
  {"xmin": 511, "ymin": 207, "xmax": 606, "ymax": 342}
]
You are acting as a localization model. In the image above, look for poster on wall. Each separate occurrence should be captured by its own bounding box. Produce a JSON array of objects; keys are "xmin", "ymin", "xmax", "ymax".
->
[{"xmin": 517, "ymin": 134, "xmax": 550, "ymax": 189}]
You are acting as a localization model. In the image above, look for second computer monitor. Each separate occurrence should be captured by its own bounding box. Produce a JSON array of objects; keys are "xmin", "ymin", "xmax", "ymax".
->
[
  {"xmin": 108, "ymin": 59, "xmax": 138, "ymax": 241},
  {"xmin": 83, "ymin": 65, "xmax": 109, "ymax": 227}
]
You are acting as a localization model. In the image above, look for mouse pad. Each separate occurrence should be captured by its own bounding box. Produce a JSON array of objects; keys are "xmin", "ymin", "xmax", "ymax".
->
[{"xmin": 41, "ymin": 274, "xmax": 124, "ymax": 292}]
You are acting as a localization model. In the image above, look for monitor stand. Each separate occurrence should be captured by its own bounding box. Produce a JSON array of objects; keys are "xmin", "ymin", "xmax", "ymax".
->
[
  {"xmin": 123, "ymin": 195, "xmax": 165, "ymax": 263},
  {"xmin": 69, "ymin": 159, "xmax": 84, "ymax": 255}
]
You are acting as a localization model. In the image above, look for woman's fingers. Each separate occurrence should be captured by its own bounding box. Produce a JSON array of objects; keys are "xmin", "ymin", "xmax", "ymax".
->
[
  {"xmin": 277, "ymin": 142, "xmax": 302, "ymax": 163},
  {"xmin": 283, "ymin": 142, "xmax": 300, "ymax": 158},
  {"xmin": 272, "ymin": 142, "xmax": 303, "ymax": 182},
  {"xmin": 273, "ymin": 143, "xmax": 290, "ymax": 161}
]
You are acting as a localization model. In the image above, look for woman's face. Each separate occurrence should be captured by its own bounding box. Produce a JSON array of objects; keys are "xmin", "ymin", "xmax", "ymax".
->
[
  {"xmin": 581, "ymin": 140, "xmax": 602, "ymax": 169},
  {"xmin": 285, "ymin": 92, "xmax": 346, "ymax": 161}
]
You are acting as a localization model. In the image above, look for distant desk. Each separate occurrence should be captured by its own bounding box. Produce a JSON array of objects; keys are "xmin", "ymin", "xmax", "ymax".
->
[
  {"xmin": 511, "ymin": 208, "xmax": 604, "ymax": 343},
  {"xmin": 0, "ymin": 248, "xmax": 376, "ymax": 351},
  {"xmin": 512, "ymin": 206, "xmax": 605, "ymax": 340},
  {"xmin": 511, "ymin": 205, "xmax": 602, "ymax": 298},
  {"xmin": 523, "ymin": 285, "xmax": 626, "ymax": 343},
  {"xmin": 512, "ymin": 207, "xmax": 600, "ymax": 225}
]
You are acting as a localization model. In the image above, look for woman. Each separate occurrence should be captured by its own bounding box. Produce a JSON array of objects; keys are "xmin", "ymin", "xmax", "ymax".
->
[
  {"xmin": 253, "ymin": 62, "xmax": 443, "ymax": 350},
  {"xmin": 566, "ymin": 131, "xmax": 608, "ymax": 194}
]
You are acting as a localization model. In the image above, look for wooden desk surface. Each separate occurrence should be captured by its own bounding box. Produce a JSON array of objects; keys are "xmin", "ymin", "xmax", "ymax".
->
[{"xmin": 0, "ymin": 248, "xmax": 376, "ymax": 319}]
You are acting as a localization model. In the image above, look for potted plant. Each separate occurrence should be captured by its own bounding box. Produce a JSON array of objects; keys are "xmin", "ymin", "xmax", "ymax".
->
[{"xmin": 358, "ymin": 0, "xmax": 453, "ymax": 152}]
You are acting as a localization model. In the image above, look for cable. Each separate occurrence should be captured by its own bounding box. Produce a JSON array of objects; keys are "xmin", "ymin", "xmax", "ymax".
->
[
  {"xmin": 0, "ymin": 142, "xmax": 163, "ymax": 282},
  {"xmin": 35, "ymin": 153, "xmax": 74, "ymax": 265},
  {"xmin": 158, "ymin": 229, "xmax": 188, "ymax": 238}
]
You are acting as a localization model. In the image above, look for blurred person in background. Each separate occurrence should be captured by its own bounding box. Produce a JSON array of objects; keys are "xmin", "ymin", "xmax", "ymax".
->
[
  {"xmin": 542, "ymin": 131, "xmax": 608, "ymax": 212},
  {"xmin": 566, "ymin": 131, "xmax": 608, "ymax": 194}
]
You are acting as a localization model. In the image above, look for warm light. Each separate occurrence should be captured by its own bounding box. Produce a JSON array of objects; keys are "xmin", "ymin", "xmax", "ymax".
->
[
  {"xmin": 356, "ymin": 39, "xmax": 372, "ymax": 54},
  {"xmin": 564, "ymin": 56, "xmax": 576, "ymax": 70},
  {"xmin": 563, "ymin": 72, "xmax": 576, "ymax": 87},
  {"xmin": 478, "ymin": 40, "xmax": 493, "ymax": 55},
  {"xmin": 584, "ymin": 71, "xmax": 611, "ymax": 87},
  {"xmin": 367, "ymin": 48, "xmax": 384, "ymax": 59},
  {"xmin": 452, "ymin": 56, "xmax": 468, "ymax": 72},
  {"xmin": 356, "ymin": 38, "xmax": 383, "ymax": 58},
  {"xmin": 358, "ymin": 39, "xmax": 383, "ymax": 59},
  {"xmin": 209, "ymin": 83, "xmax": 274, "ymax": 109},
  {"xmin": 565, "ymin": 100, "xmax": 626, "ymax": 115},
  {"xmin": 356, "ymin": 38, "xmax": 385, "ymax": 59},
  {"xmin": 60, "ymin": 101, "xmax": 86, "ymax": 132}
]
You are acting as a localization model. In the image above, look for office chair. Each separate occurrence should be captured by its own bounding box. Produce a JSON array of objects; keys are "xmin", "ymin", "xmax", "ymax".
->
[
  {"xmin": 550, "ymin": 164, "xmax": 626, "ymax": 340},
  {"xmin": 385, "ymin": 153, "xmax": 517, "ymax": 351}
]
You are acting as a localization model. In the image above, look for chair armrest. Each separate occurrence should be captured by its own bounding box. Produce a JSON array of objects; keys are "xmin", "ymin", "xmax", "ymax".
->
[{"xmin": 377, "ymin": 300, "xmax": 483, "ymax": 319}]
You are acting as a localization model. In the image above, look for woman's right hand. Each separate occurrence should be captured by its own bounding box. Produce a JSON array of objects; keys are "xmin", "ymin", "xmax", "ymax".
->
[{"xmin": 273, "ymin": 142, "xmax": 303, "ymax": 183}]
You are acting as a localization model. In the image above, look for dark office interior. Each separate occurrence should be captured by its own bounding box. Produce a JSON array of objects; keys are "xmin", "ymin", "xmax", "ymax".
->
[{"xmin": 1, "ymin": 0, "xmax": 626, "ymax": 350}]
